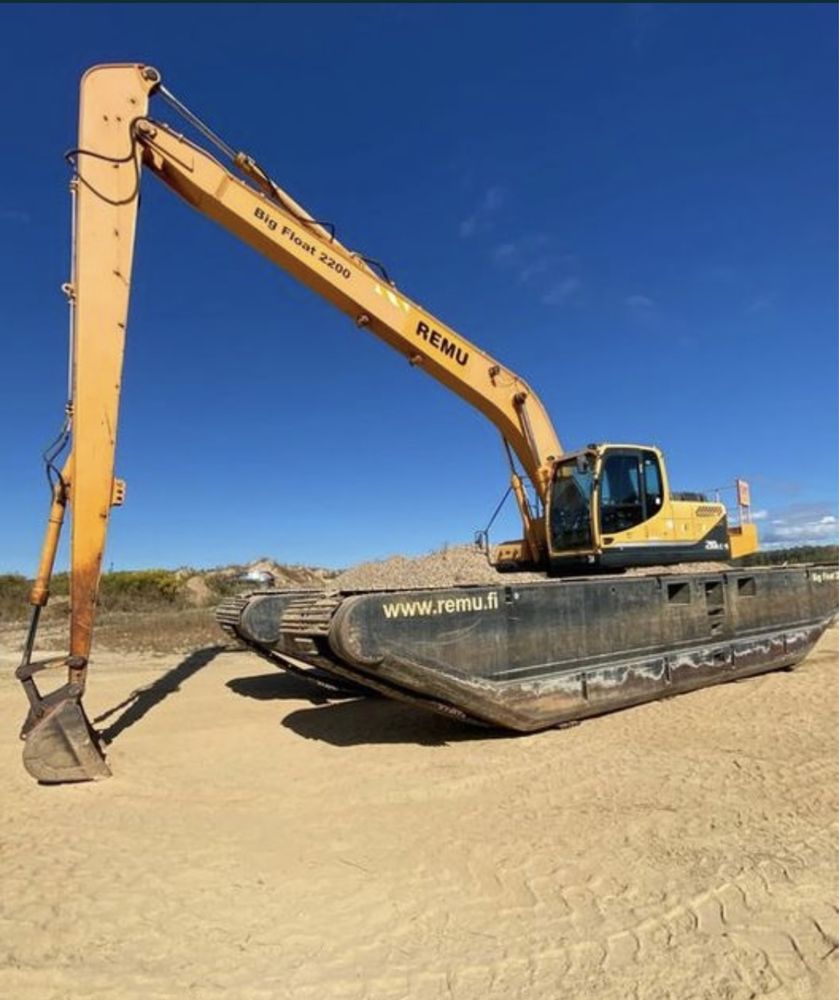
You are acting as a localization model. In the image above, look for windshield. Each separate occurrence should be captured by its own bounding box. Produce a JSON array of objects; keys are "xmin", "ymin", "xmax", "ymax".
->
[{"xmin": 549, "ymin": 457, "xmax": 594, "ymax": 553}]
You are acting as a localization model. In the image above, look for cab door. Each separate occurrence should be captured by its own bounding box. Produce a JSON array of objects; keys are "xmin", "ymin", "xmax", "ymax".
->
[
  {"xmin": 547, "ymin": 454, "xmax": 596, "ymax": 558},
  {"xmin": 597, "ymin": 449, "xmax": 665, "ymax": 544}
]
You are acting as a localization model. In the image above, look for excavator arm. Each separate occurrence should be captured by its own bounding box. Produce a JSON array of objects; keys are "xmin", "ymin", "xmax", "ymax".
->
[
  {"xmin": 135, "ymin": 108, "xmax": 563, "ymax": 491},
  {"xmin": 18, "ymin": 63, "xmax": 563, "ymax": 782}
]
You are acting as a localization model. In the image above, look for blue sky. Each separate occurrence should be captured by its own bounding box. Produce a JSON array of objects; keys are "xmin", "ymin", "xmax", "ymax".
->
[{"xmin": 1, "ymin": 3, "xmax": 837, "ymax": 573}]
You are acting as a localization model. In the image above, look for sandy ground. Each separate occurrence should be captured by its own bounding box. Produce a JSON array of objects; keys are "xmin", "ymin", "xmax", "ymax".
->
[{"xmin": 1, "ymin": 627, "xmax": 837, "ymax": 1000}]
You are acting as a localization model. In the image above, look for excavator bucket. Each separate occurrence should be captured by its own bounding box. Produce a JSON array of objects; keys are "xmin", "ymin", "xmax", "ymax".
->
[
  {"xmin": 16, "ymin": 653, "xmax": 111, "ymax": 783},
  {"xmin": 21, "ymin": 696, "xmax": 110, "ymax": 783}
]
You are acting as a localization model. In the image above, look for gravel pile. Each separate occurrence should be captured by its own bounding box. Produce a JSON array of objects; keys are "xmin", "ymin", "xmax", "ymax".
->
[
  {"xmin": 331, "ymin": 547, "xmax": 733, "ymax": 592},
  {"xmin": 332, "ymin": 544, "xmax": 544, "ymax": 592}
]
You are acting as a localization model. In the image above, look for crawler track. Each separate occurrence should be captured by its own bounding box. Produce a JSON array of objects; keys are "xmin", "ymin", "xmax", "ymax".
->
[{"xmin": 216, "ymin": 592, "xmax": 480, "ymax": 723}]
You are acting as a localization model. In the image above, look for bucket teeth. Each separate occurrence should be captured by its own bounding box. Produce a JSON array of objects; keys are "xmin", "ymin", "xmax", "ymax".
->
[{"xmin": 21, "ymin": 698, "xmax": 111, "ymax": 784}]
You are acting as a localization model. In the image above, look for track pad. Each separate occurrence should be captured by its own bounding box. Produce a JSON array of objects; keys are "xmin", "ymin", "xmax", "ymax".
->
[{"xmin": 22, "ymin": 699, "xmax": 111, "ymax": 783}]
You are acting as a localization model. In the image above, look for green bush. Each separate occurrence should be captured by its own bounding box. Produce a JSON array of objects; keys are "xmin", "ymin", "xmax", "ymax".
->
[
  {"xmin": 0, "ymin": 569, "xmax": 197, "ymax": 622},
  {"xmin": 0, "ymin": 574, "xmax": 30, "ymax": 621},
  {"xmin": 203, "ymin": 572, "xmax": 244, "ymax": 597},
  {"xmin": 740, "ymin": 544, "xmax": 838, "ymax": 567},
  {"xmin": 97, "ymin": 570, "xmax": 183, "ymax": 611}
]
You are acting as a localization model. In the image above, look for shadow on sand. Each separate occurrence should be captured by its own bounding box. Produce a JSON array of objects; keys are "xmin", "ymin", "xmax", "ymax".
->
[
  {"xmin": 94, "ymin": 645, "xmax": 226, "ymax": 745},
  {"xmin": 228, "ymin": 669, "xmax": 503, "ymax": 749},
  {"xmin": 94, "ymin": 649, "xmax": 505, "ymax": 751},
  {"xmin": 227, "ymin": 670, "xmax": 364, "ymax": 706}
]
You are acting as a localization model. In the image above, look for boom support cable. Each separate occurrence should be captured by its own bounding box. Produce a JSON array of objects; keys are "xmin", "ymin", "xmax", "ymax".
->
[
  {"xmin": 156, "ymin": 83, "xmax": 395, "ymax": 284},
  {"xmin": 157, "ymin": 84, "xmax": 236, "ymax": 160}
]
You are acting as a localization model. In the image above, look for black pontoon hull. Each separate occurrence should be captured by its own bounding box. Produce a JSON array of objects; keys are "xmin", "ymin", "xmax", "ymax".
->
[{"xmin": 218, "ymin": 565, "xmax": 838, "ymax": 730}]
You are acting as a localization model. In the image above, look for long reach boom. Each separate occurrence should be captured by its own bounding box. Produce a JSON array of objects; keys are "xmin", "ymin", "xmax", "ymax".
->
[{"xmin": 19, "ymin": 63, "xmax": 562, "ymax": 780}]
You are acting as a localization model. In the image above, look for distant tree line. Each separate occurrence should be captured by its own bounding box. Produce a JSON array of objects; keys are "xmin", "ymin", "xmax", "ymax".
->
[{"xmin": 740, "ymin": 544, "xmax": 838, "ymax": 566}]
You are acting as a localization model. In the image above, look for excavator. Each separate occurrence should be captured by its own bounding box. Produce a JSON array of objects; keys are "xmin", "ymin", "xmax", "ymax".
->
[{"xmin": 17, "ymin": 64, "xmax": 838, "ymax": 783}]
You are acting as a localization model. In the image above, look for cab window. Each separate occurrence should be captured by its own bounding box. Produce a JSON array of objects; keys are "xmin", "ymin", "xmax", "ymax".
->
[
  {"xmin": 642, "ymin": 451, "xmax": 663, "ymax": 510},
  {"xmin": 599, "ymin": 449, "xmax": 664, "ymax": 534},
  {"xmin": 599, "ymin": 452, "xmax": 644, "ymax": 534}
]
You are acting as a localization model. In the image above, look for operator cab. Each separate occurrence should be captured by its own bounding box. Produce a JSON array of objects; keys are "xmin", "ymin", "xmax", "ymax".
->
[{"xmin": 546, "ymin": 444, "xmax": 700, "ymax": 573}]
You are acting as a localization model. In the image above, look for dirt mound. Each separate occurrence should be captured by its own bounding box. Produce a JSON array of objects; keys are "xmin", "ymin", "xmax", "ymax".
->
[
  {"xmin": 208, "ymin": 559, "xmax": 338, "ymax": 592},
  {"xmin": 244, "ymin": 559, "xmax": 336, "ymax": 587},
  {"xmin": 183, "ymin": 575, "xmax": 213, "ymax": 606}
]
